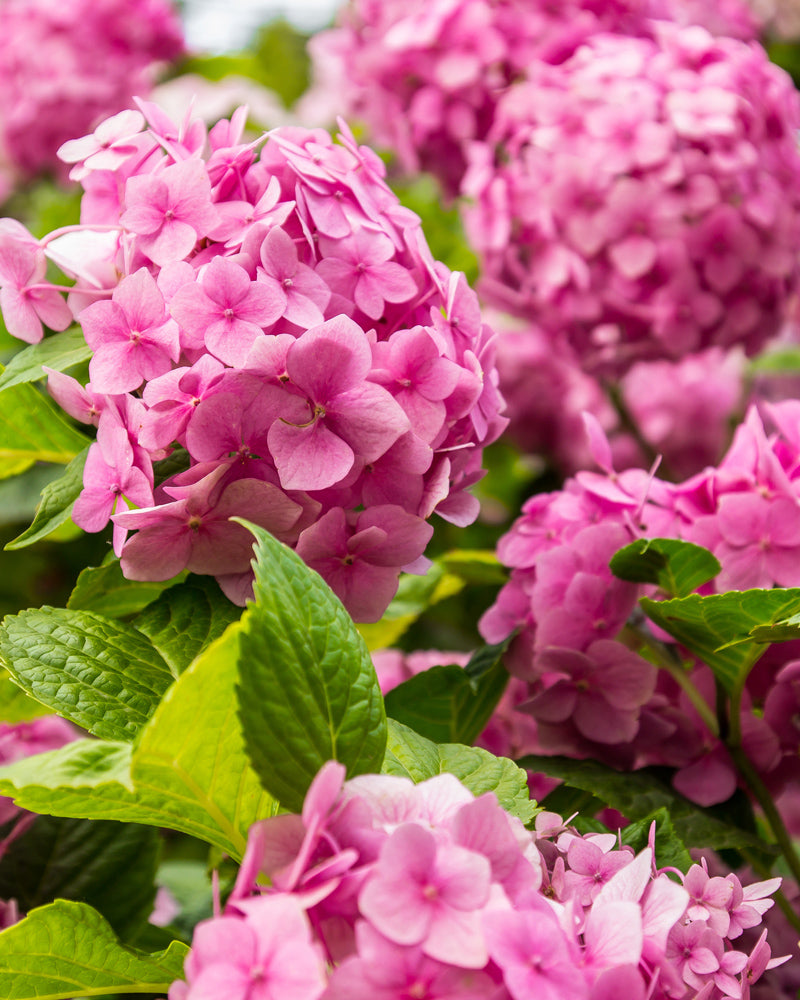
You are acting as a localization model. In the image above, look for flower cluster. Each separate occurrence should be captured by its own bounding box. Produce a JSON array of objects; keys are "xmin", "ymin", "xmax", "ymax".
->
[
  {"xmin": 170, "ymin": 761, "xmax": 783, "ymax": 1000},
  {"xmin": 491, "ymin": 311, "xmax": 746, "ymax": 477},
  {"xmin": 0, "ymin": 102, "xmax": 506, "ymax": 621},
  {"xmin": 0, "ymin": 0, "xmax": 183, "ymax": 197},
  {"xmin": 462, "ymin": 23, "xmax": 800, "ymax": 373},
  {"xmin": 309, "ymin": 0, "xmax": 759, "ymax": 199},
  {"xmin": 481, "ymin": 402, "xmax": 800, "ymax": 811}
]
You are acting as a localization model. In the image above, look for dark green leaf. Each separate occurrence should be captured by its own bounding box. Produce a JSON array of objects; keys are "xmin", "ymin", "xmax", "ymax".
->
[
  {"xmin": 619, "ymin": 808, "xmax": 694, "ymax": 872},
  {"xmin": 383, "ymin": 719, "xmax": 536, "ymax": 824},
  {"xmin": 135, "ymin": 576, "xmax": 242, "ymax": 674},
  {"xmin": 0, "ymin": 328, "xmax": 91, "ymax": 392},
  {"xmin": 0, "ymin": 816, "xmax": 159, "ymax": 940},
  {"xmin": 384, "ymin": 641, "xmax": 509, "ymax": 745},
  {"xmin": 518, "ymin": 755, "xmax": 776, "ymax": 855},
  {"xmin": 0, "ymin": 899, "xmax": 188, "ymax": 1000},
  {"xmin": 5, "ymin": 448, "xmax": 88, "ymax": 550},
  {"xmin": 0, "ymin": 608, "xmax": 174, "ymax": 740},
  {"xmin": 67, "ymin": 560, "xmax": 185, "ymax": 619},
  {"xmin": 235, "ymin": 521, "xmax": 387, "ymax": 811},
  {"xmin": 641, "ymin": 588, "xmax": 800, "ymax": 694},
  {"xmin": 610, "ymin": 538, "xmax": 720, "ymax": 597}
]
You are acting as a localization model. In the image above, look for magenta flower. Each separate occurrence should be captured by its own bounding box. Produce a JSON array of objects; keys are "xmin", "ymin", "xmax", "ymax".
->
[
  {"xmin": 358, "ymin": 822, "xmax": 491, "ymax": 967},
  {"xmin": 172, "ymin": 896, "xmax": 325, "ymax": 1000},
  {"xmin": 81, "ymin": 267, "xmax": 180, "ymax": 393},
  {"xmin": 0, "ymin": 222, "xmax": 71, "ymax": 343},
  {"xmin": 483, "ymin": 902, "xmax": 588, "ymax": 1000},
  {"xmin": 121, "ymin": 159, "xmax": 219, "ymax": 266},
  {"xmin": 170, "ymin": 256, "xmax": 284, "ymax": 365},
  {"xmin": 114, "ymin": 466, "xmax": 302, "ymax": 580},
  {"xmin": 268, "ymin": 316, "xmax": 410, "ymax": 492},
  {"xmin": 316, "ymin": 230, "xmax": 418, "ymax": 320},
  {"xmin": 254, "ymin": 226, "xmax": 331, "ymax": 329}
]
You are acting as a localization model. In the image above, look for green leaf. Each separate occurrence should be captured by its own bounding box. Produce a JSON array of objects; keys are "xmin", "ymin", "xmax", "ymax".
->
[
  {"xmin": 619, "ymin": 808, "xmax": 694, "ymax": 872},
  {"xmin": 610, "ymin": 538, "xmax": 721, "ymax": 598},
  {"xmin": 0, "ymin": 899, "xmax": 188, "ymax": 1000},
  {"xmin": 518, "ymin": 755, "xmax": 776, "ymax": 855},
  {"xmin": 236, "ymin": 522, "xmax": 387, "ymax": 811},
  {"xmin": 383, "ymin": 719, "xmax": 536, "ymax": 824},
  {"xmin": 0, "ymin": 328, "xmax": 91, "ymax": 392},
  {"xmin": 135, "ymin": 575, "xmax": 242, "ymax": 674},
  {"xmin": 5, "ymin": 448, "xmax": 88, "ymax": 550},
  {"xmin": 384, "ymin": 639, "xmax": 509, "ymax": 746},
  {"xmin": 67, "ymin": 559, "xmax": 183, "ymax": 619},
  {"xmin": 0, "ymin": 381, "xmax": 89, "ymax": 472},
  {"xmin": 0, "ymin": 816, "xmax": 159, "ymax": 941},
  {"xmin": 0, "ymin": 607, "xmax": 174, "ymax": 741},
  {"xmin": 641, "ymin": 588, "xmax": 800, "ymax": 694},
  {"xmin": 0, "ymin": 624, "xmax": 277, "ymax": 859}
]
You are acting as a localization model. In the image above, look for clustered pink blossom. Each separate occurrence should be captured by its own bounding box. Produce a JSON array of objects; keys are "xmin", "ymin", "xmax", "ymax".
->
[
  {"xmin": 491, "ymin": 311, "xmax": 747, "ymax": 478},
  {"xmin": 0, "ymin": 102, "xmax": 506, "ymax": 622},
  {"xmin": 0, "ymin": 0, "xmax": 183, "ymax": 196},
  {"xmin": 462, "ymin": 23, "xmax": 800, "ymax": 373},
  {"xmin": 170, "ymin": 761, "xmax": 784, "ymax": 1000},
  {"xmin": 481, "ymin": 402, "xmax": 800, "ymax": 812},
  {"xmin": 309, "ymin": 0, "xmax": 759, "ymax": 199}
]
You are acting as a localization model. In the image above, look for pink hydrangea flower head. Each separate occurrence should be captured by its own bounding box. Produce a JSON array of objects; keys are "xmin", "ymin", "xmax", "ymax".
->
[
  {"xmin": 10, "ymin": 104, "xmax": 505, "ymax": 622},
  {"xmin": 461, "ymin": 24, "xmax": 800, "ymax": 374},
  {"xmin": 0, "ymin": 0, "xmax": 183, "ymax": 185},
  {"xmin": 307, "ymin": 0, "xmax": 760, "ymax": 200}
]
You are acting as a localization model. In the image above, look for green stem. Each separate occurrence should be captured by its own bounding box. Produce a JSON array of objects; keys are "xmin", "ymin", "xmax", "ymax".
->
[
  {"xmin": 726, "ymin": 686, "xmax": 800, "ymax": 894},
  {"xmin": 739, "ymin": 852, "xmax": 800, "ymax": 936},
  {"xmin": 603, "ymin": 380, "xmax": 675, "ymax": 481},
  {"xmin": 622, "ymin": 623, "xmax": 719, "ymax": 737}
]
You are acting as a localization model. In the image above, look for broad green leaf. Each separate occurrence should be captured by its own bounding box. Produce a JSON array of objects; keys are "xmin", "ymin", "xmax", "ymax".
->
[
  {"xmin": 5, "ymin": 448, "xmax": 88, "ymax": 550},
  {"xmin": 0, "ymin": 816, "xmax": 159, "ymax": 940},
  {"xmin": 0, "ymin": 625, "xmax": 278, "ymax": 858},
  {"xmin": 0, "ymin": 607, "xmax": 174, "ymax": 741},
  {"xmin": 0, "ymin": 899, "xmax": 188, "ymax": 1000},
  {"xmin": 357, "ymin": 558, "xmax": 464, "ymax": 651},
  {"xmin": 383, "ymin": 719, "xmax": 536, "ymax": 824},
  {"xmin": 619, "ymin": 808, "xmax": 694, "ymax": 872},
  {"xmin": 641, "ymin": 588, "xmax": 800, "ymax": 694},
  {"xmin": 610, "ymin": 538, "xmax": 720, "ymax": 598},
  {"xmin": 135, "ymin": 575, "xmax": 242, "ymax": 674},
  {"xmin": 0, "ymin": 328, "xmax": 91, "ymax": 392},
  {"xmin": 0, "ymin": 381, "xmax": 89, "ymax": 470},
  {"xmin": 67, "ymin": 559, "xmax": 183, "ymax": 619},
  {"xmin": 519, "ymin": 755, "xmax": 776, "ymax": 855},
  {"xmin": 236, "ymin": 522, "xmax": 387, "ymax": 811},
  {"xmin": 384, "ymin": 640, "xmax": 509, "ymax": 746}
]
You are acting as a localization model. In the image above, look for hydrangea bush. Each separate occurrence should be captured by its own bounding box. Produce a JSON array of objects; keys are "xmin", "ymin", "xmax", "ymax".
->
[
  {"xmin": 0, "ymin": 6, "xmax": 797, "ymax": 999},
  {"xmin": 0, "ymin": 0, "xmax": 184, "ymax": 199},
  {"xmin": 0, "ymin": 101, "xmax": 505, "ymax": 621}
]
